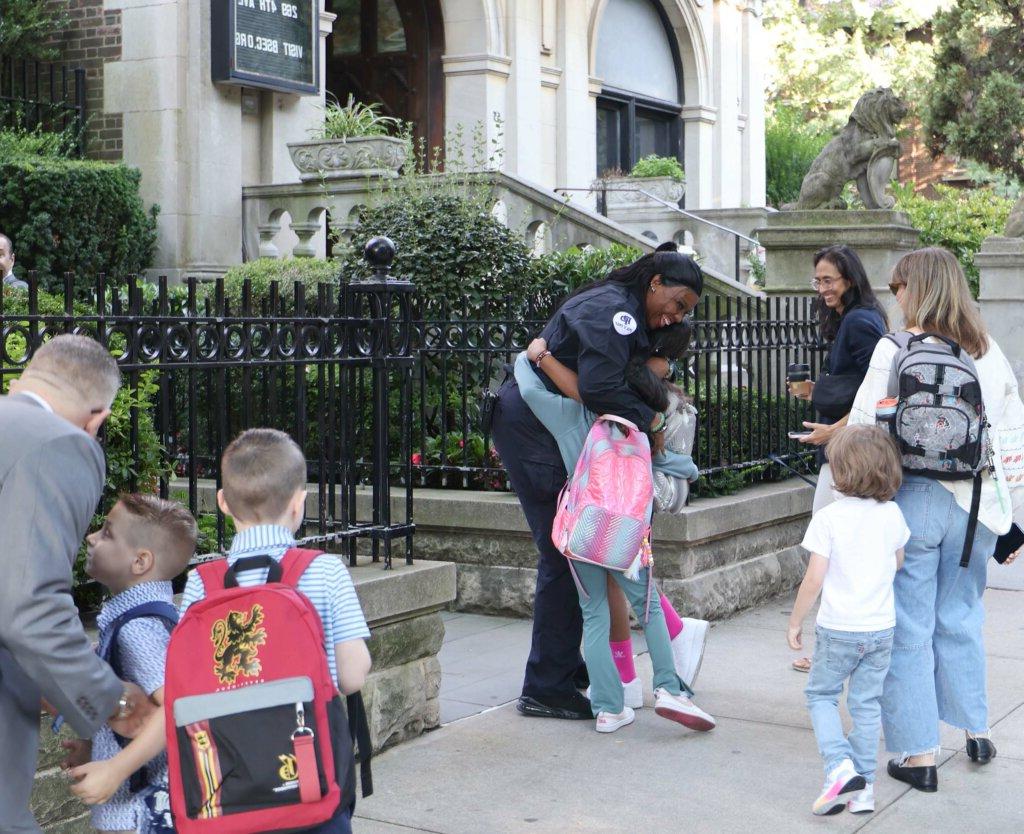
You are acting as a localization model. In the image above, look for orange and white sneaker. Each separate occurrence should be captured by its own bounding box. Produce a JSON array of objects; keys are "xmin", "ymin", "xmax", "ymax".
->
[
  {"xmin": 595, "ymin": 706, "xmax": 635, "ymax": 734},
  {"xmin": 653, "ymin": 688, "xmax": 715, "ymax": 731}
]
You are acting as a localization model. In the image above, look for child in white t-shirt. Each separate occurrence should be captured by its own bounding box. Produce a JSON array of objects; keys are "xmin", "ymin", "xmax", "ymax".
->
[{"xmin": 787, "ymin": 425, "xmax": 910, "ymax": 817}]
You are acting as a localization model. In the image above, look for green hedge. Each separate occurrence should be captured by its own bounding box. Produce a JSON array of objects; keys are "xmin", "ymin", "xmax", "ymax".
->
[
  {"xmin": 765, "ymin": 106, "xmax": 830, "ymax": 209},
  {"xmin": 0, "ymin": 156, "xmax": 158, "ymax": 297},
  {"xmin": 893, "ymin": 183, "xmax": 1013, "ymax": 298}
]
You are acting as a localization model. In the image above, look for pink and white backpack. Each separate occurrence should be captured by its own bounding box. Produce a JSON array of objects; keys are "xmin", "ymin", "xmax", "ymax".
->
[{"xmin": 552, "ymin": 415, "xmax": 655, "ymax": 618}]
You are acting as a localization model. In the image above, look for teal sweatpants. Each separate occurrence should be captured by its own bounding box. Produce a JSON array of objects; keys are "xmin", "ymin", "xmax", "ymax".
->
[{"xmin": 573, "ymin": 561, "xmax": 683, "ymax": 715}]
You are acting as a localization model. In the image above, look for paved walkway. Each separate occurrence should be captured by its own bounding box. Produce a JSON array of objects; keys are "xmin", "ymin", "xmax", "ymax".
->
[{"xmin": 355, "ymin": 580, "xmax": 1024, "ymax": 833}]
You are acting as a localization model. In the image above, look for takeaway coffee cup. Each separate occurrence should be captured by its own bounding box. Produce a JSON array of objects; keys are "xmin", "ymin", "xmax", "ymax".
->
[{"xmin": 787, "ymin": 363, "xmax": 812, "ymax": 398}]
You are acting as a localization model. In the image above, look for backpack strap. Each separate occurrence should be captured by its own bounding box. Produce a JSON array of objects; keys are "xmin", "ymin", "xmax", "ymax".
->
[
  {"xmin": 347, "ymin": 691, "xmax": 374, "ymax": 798},
  {"xmin": 960, "ymin": 473, "xmax": 983, "ymax": 569},
  {"xmin": 280, "ymin": 547, "xmax": 325, "ymax": 587}
]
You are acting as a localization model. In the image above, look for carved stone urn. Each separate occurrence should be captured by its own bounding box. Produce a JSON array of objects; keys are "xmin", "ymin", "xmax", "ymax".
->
[
  {"xmin": 592, "ymin": 175, "xmax": 685, "ymax": 210},
  {"xmin": 287, "ymin": 135, "xmax": 408, "ymax": 181}
]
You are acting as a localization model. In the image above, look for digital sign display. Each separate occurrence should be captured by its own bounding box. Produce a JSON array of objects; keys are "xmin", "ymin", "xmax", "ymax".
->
[{"xmin": 212, "ymin": 0, "xmax": 319, "ymax": 95}]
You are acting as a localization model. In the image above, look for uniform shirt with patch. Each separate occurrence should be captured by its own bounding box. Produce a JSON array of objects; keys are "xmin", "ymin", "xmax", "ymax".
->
[
  {"xmin": 91, "ymin": 581, "xmax": 173, "ymax": 832},
  {"xmin": 179, "ymin": 525, "xmax": 370, "ymax": 682},
  {"xmin": 537, "ymin": 282, "xmax": 655, "ymax": 428},
  {"xmin": 801, "ymin": 496, "xmax": 910, "ymax": 632}
]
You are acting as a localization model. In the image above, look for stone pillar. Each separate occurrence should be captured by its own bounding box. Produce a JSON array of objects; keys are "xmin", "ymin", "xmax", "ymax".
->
[
  {"xmin": 754, "ymin": 210, "xmax": 920, "ymax": 310},
  {"xmin": 977, "ymin": 235, "xmax": 1024, "ymax": 390},
  {"xmin": 681, "ymin": 104, "xmax": 716, "ymax": 210}
]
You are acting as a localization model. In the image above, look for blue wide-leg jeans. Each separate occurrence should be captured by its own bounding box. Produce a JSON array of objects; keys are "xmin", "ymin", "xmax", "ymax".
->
[{"xmin": 883, "ymin": 476, "xmax": 997, "ymax": 756}]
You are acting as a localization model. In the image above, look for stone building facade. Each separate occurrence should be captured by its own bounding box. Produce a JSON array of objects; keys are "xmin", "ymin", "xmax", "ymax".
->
[{"xmin": 55, "ymin": 0, "xmax": 767, "ymax": 278}]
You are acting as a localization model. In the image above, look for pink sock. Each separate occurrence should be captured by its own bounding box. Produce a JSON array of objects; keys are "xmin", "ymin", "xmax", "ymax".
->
[
  {"xmin": 660, "ymin": 593, "xmax": 684, "ymax": 640},
  {"xmin": 610, "ymin": 639, "xmax": 636, "ymax": 683}
]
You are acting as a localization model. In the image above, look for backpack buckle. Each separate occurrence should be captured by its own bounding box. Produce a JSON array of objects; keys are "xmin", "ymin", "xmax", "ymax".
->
[{"xmin": 291, "ymin": 701, "xmax": 316, "ymax": 740}]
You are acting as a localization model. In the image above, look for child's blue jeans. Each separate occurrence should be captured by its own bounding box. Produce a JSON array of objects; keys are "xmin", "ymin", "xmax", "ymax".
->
[
  {"xmin": 573, "ymin": 562, "xmax": 683, "ymax": 715},
  {"xmin": 805, "ymin": 625, "xmax": 894, "ymax": 782}
]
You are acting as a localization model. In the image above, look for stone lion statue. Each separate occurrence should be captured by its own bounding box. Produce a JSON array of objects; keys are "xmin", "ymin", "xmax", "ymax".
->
[
  {"xmin": 1006, "ymin": 195, "xmax": 1024, "ymax": 237},
  {"xmin": 783, "ymin": 88, "xmax": 908, "ymax": 211}
]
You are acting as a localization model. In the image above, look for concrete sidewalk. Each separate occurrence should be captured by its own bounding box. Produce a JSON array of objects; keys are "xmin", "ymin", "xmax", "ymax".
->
[{"xmin": 354, "ymin": 586, "xmax": 1024, "ymax": 833}]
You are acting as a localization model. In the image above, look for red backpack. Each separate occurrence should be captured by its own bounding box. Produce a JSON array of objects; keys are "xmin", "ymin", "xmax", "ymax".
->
[{"xmin": 164, "ymin": 549, "xmax": 370, "ymax": 833}]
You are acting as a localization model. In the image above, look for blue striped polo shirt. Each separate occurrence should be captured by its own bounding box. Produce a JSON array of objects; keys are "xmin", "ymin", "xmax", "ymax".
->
[{"xmin": 178, "ymin": 525, "xmax": 370, "ymax": 682}]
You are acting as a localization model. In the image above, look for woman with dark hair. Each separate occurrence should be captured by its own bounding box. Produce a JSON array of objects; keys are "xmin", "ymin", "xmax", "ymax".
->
[
  {"xmin": 789, "ymin": 245, "xmax": 887, "ymax": 673},
  {"xmin": 491, "ymin": 250, "xmax": 704, "ymax": 720}
]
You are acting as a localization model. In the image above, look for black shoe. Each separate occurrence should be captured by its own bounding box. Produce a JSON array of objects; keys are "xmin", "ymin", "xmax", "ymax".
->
[
  {"xmin": 516, "ymin": 691, "xmax": 592, "ymax": 720},
  {"xmin": 966, "ymin": 736, "xmax": 996, "ymax": 764},
  {"xmin": 887, "ymin": 758, "xmax": 938, "ymax": 792}
]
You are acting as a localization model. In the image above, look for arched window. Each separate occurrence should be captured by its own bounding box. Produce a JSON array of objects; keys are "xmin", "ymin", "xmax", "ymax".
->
[{"xmin": 594, "ymin": 0, "xmax": 683, "ymax": 176}]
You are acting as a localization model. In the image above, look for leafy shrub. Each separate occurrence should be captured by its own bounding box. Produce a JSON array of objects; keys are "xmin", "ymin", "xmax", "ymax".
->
[
  {"xmin": 0, "ymin": 156, "xmax": 158, "ymax": 297},
  {"xmin": 313, "ymin": 94, "xmax": 406, "ymax": 140},
  {"xmin": 339, "ymin": 192, "xmax": 536, "ymax": 310},
  {"xmin": 629, "ymin": 155, "xmax": 685, "ymax": 182},
  {"xmin": 211, "ymin": 257, "xmax": 344, "ymax": 310},
  {"xmin": 0, "ymin": 0, "xmax": 68, "ymax": 59},
  {"xmin": 893, "ymin": 183, "xmax": 1013, "ymax": 298},
  {"xmin": 765, "ymin": 106, "xmax": 830, "ymax": 208},
  {"xmin": 527, "ymin": 243, "xmax": 641, "ymax": 306},
  {"xmin": 0, "ymin": 126, "xmax": 77, "ymax": 159}
]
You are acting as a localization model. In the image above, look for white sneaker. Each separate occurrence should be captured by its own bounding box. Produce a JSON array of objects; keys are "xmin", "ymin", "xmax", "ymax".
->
[
  {"xmin": 595, "ymin": 706, "xmax": 635, "ymax": 734},
  {"xmin": 847, "ymin": 783, "xmax": 874, "ymax": 814},
  {"xmin": 812, "ymin": 759, "xmax": 865, "ymax": 816},
  {"xmin": 670, "ymin": 618, "xmax": 709, "ymax": 688},
  {"xmin": 653, "ymin": 687, "xmax": 716, "ymax": 731},
  {"xmin": 585, "ymin": 678, "xmax": 644, "ymax": 709}
]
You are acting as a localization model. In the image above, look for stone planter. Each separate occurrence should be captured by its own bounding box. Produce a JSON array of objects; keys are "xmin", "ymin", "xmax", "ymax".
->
[
  {"xmin": 593, "ymin": 175, "xmax": 685, "ymax": 210},
  {"xmin": 287, "ymin": 135, "xmax": 408, "ymax": 182}
]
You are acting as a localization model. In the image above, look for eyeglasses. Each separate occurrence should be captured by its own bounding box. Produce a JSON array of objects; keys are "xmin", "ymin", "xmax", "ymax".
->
[
  {"xmin": 810, "ymin": 277, "xmax": 842, "ymax": 290},
  {"xmin": 888, "ymin": 282, "xmax": 904, "ymax": 296}
]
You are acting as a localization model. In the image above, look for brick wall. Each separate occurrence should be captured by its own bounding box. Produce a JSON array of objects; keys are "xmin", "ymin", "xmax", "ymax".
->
[
  {"xmin": 897, "ymin": 119, "xmax": 969, "ymax": 197},
  {"xmin": 49, "ymin": 0, "xmax": 123, "ymax": 161}
]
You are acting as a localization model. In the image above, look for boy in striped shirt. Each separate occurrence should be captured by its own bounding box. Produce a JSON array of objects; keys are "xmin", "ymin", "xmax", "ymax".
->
[{"xmin": 70, "ymin": 429, "xmax": 371, "ymax": 833}]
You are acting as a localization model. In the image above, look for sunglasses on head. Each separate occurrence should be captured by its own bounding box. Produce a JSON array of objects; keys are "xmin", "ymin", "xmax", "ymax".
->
[{"xmin": 888, "ymin": 282, "xmax": 903, "ymax": 296}]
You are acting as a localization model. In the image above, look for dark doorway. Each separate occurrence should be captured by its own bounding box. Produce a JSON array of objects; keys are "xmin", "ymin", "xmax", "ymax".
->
[{"xmin": 326, "ymin": 0, "xmax": 445, "ymax": 157}]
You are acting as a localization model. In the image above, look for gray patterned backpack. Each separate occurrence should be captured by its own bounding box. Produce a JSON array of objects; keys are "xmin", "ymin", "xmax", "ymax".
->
[{"xmin": 881, "ymin": 331, "xmax": 989, "ymax": 566}]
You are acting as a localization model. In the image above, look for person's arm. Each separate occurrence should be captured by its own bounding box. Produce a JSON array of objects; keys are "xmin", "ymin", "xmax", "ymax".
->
[
  {"xmin": 69, "ymin": 689, "xmax": 167, "ymax": 805},
  {"xmin": 527, "ymin": 338, "xmax": 581, "ymax": 402},
  {"xmin": 0, "ymin": 433, "xmax": 125, "ymax": 736},
  {"xmin": 848, "ymin": 338, "xmax": 899, "ymax": 426},
  {"xmin": 787, "ymin": 554, "xmax": 828, "ymax": 650},
  {"xmin": 513, "ymin": 352, "xmax": 585, "ymax": 438},
  {"xmin": 335, "ymin": 639, "xmax": 372, "ymax": 695},
  {"xmin": 652, "ymin": 450, "xmax": 699, "ymax": 483}
]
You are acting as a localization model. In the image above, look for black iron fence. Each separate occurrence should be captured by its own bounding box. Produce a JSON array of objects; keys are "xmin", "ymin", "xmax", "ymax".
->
[
  {"xmin": 406, "ymin": 293, "xmax": 827, "ymax": 491},
  {"xmin": 8, "ymin": 241, "xmax": 414, "ymax": 569},
  {"xmin": 0, "ymin": 56, "xmax": 86, "ymax": 153}
]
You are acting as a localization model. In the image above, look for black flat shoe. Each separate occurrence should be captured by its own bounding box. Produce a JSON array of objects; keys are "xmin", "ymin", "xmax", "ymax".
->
[
  {"xmin": 888, "ymin": 759, "xmax": 938, "ymax": 792},
  {"xmin": 516, "ymin": 692, "xmax": 592, "ymax": 720},
  {"xmin": 966, "ymin": 736, "xmax": 996, "ymax": 764}
]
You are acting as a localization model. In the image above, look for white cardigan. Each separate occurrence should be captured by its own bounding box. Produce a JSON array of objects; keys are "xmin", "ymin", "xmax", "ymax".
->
[{"xmin": 849, "ymin": 333, "xmax": 1024, "ymax": 536}]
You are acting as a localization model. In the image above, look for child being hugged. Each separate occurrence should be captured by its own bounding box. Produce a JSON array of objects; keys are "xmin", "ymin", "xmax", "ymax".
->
[
  {"xmin": 63, "ymin": 494, "xmax": 198, "ymax": 834},
  {"xmin": 517, "ymin": 329, "xmax": 714, "ymax": 735},
  {"xmin": 71, "ymin": 429, "xmax": 372, "ymax": 834},
  {"xmin": 787, "ymin": 425, "xmax": 909, "ymax": 816}
]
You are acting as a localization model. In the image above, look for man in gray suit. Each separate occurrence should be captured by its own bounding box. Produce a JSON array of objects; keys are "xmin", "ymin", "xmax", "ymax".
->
[
  {"xmin": 0, "ymin": 233, "xmax": 29, "ymax": 291},
  {"xmin": 0, "ymin": 335, "xmax": 155, "ymax": 832}
]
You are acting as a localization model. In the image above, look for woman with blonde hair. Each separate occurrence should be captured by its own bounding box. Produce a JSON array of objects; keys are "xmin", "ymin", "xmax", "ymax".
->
[{"xmin": 848, "ymin": 247, "xmax": 1024, "ymax": 793}]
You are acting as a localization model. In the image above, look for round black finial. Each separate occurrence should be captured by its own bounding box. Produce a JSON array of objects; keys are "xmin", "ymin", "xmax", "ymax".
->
[{"xmin": 363, "ymin": 236, "xmax": 396, "ymax": 277}]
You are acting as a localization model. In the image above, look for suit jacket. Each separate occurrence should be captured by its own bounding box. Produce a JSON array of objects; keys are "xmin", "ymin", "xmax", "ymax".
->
[
  {"xmin": 0, "ymin": 393, "xmax": 122, "ymax": 735},
  {"xmin": 3, "ymin": 272, "xmax": 28, "ymax": 291}
]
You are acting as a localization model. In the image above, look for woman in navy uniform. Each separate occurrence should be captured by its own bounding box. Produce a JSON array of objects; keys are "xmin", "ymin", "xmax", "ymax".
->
[{"xmin": 492, "ymin": 248, "xmax": 704, "ymax": 720}]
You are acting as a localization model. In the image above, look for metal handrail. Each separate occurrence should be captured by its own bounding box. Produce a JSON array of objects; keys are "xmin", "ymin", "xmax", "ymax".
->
[{"xmin": 556, "ymin": 185, "xmax": 759, "ymax": 283}]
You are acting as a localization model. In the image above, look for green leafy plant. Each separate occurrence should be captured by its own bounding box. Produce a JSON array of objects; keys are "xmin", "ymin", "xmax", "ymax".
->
[
  {"xmin": 893, "ymin": 183, "xmax": 1013, "ymax": 297},
  {"xmin": 629, "ymin": 155, "xmax": 685, "ymax": 182},
  {"xmin": 0, "ymin": 157, "xmax": 158, "ymax": 298},
  {"xmin": 527, "ymin": 244, "xmax": 641, "ymax": 305},
  {"xmin": 0, "ymin": 125, "xmax": 78, "ymax": 159},
  {"xmin": 0, "ymin": 0, "xmax": 69, "ymax": 60},
  {"xmin": 313, "ymin": 94, "xmax": 405, "ymax": 140},
  {"xmin": 208, "ymin": 257, "xmax": 344, "ymax": 311},
  {"xmin": 765, "ymin": 105, "xmax": 830, "ymax": 208}
]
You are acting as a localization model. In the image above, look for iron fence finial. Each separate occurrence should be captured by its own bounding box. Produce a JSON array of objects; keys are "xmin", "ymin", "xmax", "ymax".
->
[{"xmin": 363, "ymin": 236, "xmax": 396, "ymax": 279}]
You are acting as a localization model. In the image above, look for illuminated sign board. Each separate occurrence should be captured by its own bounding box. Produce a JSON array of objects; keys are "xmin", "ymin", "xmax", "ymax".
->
[{"xmin": 212, "ymin": 0, "xmax": 318, "ymax": 95}]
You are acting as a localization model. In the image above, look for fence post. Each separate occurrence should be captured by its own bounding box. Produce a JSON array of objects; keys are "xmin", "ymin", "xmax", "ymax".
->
[{"xmin": 346, "ymin": 236, "xmax": 416, "ymax": 568}]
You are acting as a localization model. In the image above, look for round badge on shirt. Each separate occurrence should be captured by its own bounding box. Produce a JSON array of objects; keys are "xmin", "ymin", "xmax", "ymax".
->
[{"xmin": 612, "ymin": 311, "xmax": 637, "ymax": 335}]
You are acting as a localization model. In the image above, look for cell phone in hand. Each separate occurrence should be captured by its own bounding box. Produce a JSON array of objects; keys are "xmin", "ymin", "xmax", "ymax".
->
[{"xmin": 788, "ymin": 430, "xmax": 812, "ymax": 439}]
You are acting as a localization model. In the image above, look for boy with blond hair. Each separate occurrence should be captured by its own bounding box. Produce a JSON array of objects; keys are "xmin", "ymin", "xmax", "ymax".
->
[
  {"xmin": 64, "ymin": 494, "xmax": 198, "ymax": 833},
  {"xmin": 72, "ymin": 429, "xmax": 371, "ymax": 834}
]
